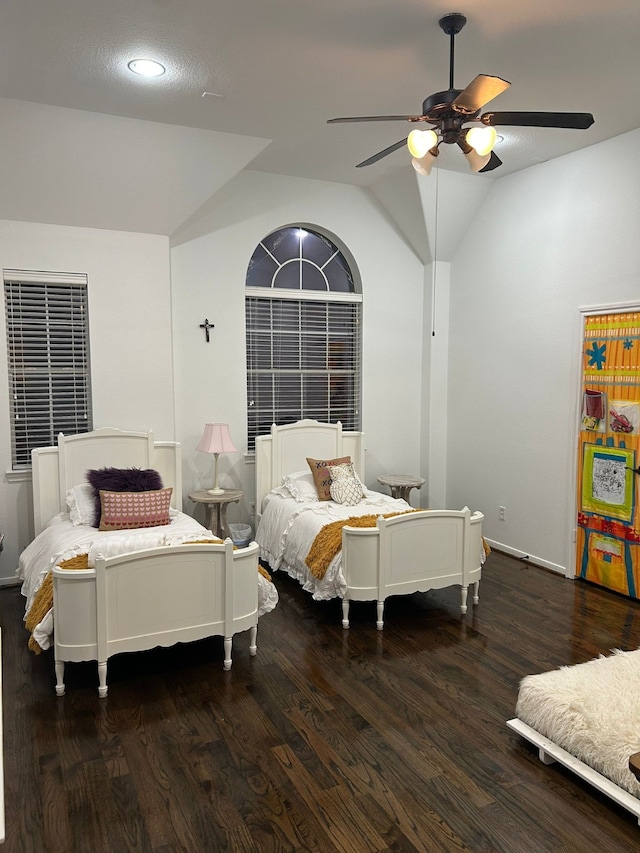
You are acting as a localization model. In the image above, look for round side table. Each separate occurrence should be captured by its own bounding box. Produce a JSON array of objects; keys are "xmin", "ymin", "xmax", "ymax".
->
[
  {"xmin": 188, "ymin": 489, "xmax": 243, "ymax": 539},
  {"xmin": 377, "ymin": 474, "xmax": 425, "ymax": 503}
]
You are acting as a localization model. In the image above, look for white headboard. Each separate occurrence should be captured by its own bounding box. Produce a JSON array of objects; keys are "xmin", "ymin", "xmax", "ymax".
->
[
  {"xmin": 31, "ymin": 427, "xmax": 182, "ymax": 536},
  {"xmin": 255, "ymin": 419, "xmax": 365, "ymax": 514}
]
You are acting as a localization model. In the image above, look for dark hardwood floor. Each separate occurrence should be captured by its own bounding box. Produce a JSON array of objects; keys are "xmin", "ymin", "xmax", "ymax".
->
[{"xmin": 2, "ymin": 551, "xmax": 640, "ymax": 852}]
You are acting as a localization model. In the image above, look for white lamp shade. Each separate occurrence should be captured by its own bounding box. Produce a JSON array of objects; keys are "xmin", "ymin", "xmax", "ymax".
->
[
  {"xmin": 407, "ymin": 128, "xmax": 438, "ymax": 158},
  {"xmin": 465, "ymin": 126, "xmax": 497, "ymax": 156},
  {"xmin": 463, "ymin": 147, "xmax": 491, "ymax": 172},
  {"xmin": 411, "ymin": 150, "xmax": 438, "ymax": 176},
  {"xmin": 196, "ymin": 423, "xmax": 237, "ymax": 454}
]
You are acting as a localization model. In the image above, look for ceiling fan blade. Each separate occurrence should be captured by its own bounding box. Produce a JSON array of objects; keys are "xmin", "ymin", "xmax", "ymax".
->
[
  {"xmin": 453, "ymin": 75, "xmax": 510, "ymax": 114},
  {"xmin": 356, "ymin": 138, "xmax": 408, "ymax": 168},
  {"xmin": 328, "ymin": 115, "xmax": 424, "ymax": 124},
  {"xmin": 478, "ymin": 151, "xmax": 503, "ymax": 173},
  {"xmin": 480, "ymin": 111, "xmax": 594, "ymax": 129}
]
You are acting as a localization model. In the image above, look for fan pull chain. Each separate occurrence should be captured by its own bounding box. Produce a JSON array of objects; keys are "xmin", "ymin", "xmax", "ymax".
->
[{"xmin": 432, "ymin": 164, "xmax": 439, "ymax": 337}]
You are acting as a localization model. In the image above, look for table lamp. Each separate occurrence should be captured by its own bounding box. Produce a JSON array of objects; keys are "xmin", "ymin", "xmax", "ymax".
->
[{"xmin": 196, "ymin": 423, "xmax": 237, "ymax": 495}]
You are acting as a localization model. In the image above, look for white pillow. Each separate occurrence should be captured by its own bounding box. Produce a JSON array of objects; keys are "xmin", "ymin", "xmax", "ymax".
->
[
  {"xmin": 282, "ymin": 470, "xmax": 319, "ymax": 503},
  {"xmin": 328, "ymin": 462, "xmax": 366, "ymax": 506},
  {"xmin": 66, "ymin": 483, "xmax": 96, "ymax": 526}
]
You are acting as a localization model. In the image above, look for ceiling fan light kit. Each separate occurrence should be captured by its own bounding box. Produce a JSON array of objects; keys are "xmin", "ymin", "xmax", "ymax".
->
[
  {"xmin": 407, "ymin": 128, "xmax": 438, "ymax": 158},
  {"xmin": 328, "ymin": 12, "xmax": 594, "ymax": 176},
  {"xmin": 412, "ymin": 150, "xmax": 439, "ymax": 176},
  {"xmin": 463, "ymin": 147, "xmax": 491, "ymax": 173},
  {"xmin": 465, "ymin": 126, "xmax": 497, "ymax": 156}
]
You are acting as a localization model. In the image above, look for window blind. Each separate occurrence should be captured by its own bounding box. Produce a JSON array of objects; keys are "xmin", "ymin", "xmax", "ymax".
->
[
  {"xmin": 4, "ymin": 271, "xmax": 92, "ymax": 468},
  {"xmin": 246, "ymin": 294, "xmax": 361, "ymax": 451}
]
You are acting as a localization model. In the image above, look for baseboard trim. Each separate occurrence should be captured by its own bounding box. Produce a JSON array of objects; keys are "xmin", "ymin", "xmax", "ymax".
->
[
  {"xmin": 0, "ymin": 576, "xmax": 21, "ymax": 588},
  {"xmin": 484, "ymin": 539, "xmax": 566, "ymax": 576}
]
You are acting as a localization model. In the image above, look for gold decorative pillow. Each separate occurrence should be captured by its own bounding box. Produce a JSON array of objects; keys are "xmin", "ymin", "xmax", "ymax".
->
[
  {"xmin": 328, "ymin": 462, "xmax": 365, "ymax": 506},
  {"xmin": 306, "ymin": 455, "xmax": 351, "ymax": 500}
]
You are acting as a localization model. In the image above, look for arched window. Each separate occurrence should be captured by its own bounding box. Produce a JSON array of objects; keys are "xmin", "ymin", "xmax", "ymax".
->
[{"xmin": 245, "ymin": 226, "xmax": 362, "ymax": 450}]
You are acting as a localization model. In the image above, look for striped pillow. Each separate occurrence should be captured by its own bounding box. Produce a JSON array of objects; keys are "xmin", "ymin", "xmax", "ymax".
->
[{"xmin": 98, "ymin": 488, "xmax": 173, "ymax": 531}]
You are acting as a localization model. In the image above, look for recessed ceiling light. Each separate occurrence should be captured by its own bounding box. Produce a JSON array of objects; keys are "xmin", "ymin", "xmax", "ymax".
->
[{"xmin": 127, "ymin": 58, "xmax": 166, "ymax": 77}]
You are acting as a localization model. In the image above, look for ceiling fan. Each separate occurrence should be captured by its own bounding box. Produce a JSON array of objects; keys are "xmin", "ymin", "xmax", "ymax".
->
[{"xmin": 327, "ymin": 12, "xmax": 594, "ymax": 175}]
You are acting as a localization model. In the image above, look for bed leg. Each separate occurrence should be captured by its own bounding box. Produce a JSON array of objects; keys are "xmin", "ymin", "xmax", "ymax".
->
[
  {"xmin": 223, "ymin": 637, "xmax": 233, "ymax": 670},
  {"xmin": 249, "ymin": 625, "xmax": 258, "ymax": 657},
  {"xmin": 376, "ymin": 600, "xmax": 384, "ymax": 631},
  {"xmin": 460, "ymin": 586, "xmax": 468, "ymax": 615},
  {"xmin": 54, "ymin": 660, "xmax": 66, "ymax": 696},
  {"xmin": 97, "ymin": 662, "xmax": 108, "ymax": 698},
  {"xmin": 472, "ymin": 580, "xmax": 480, "ymax": 605},
  {"xmin": 342, "ymin": 599, "xmax": 350, "ymax": 629},
  {"xmin": 538, "ymin": 747, "xmax": 556, "ymax": 765}
]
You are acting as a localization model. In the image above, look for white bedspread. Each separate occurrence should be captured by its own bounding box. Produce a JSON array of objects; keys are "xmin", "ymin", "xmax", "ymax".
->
[
  {"xmin": 256, "ymin": 488, "xmax": 411, "ymax": 600},
  {"xmin": 18, "ymin": 511, "xmax": 278, "ymax": 650}
]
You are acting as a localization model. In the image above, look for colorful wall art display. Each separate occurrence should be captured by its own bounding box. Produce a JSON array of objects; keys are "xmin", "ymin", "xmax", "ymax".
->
[{"xmin": 576, "ymin": 311, "xmax": 640, "ymax": 597}]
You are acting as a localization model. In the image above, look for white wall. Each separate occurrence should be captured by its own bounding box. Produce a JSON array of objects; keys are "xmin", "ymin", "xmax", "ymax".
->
[
  {"xmin": 445, "ymin": 128, "xmax": 640, "ymax": 573},
  {"xmin": 171, "ymin": 170, "xmax": 426, "ymax": 526},
  {"xmin": 0, "ymin": 220, "xmax": 174, "ymax": 582},
  {"xmin": 422, "ymin": 261, "xmax": 450, "ymax": 510}
]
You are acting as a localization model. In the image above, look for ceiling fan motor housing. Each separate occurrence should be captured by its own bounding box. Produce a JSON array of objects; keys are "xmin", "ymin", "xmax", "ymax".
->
[
  {"xmin": 420, "ymin": 90, "xmax": 478, "ymax": 144},
  {"xmin": 421, "ymin": 89, "xmax": 461, "ymax": 119}
]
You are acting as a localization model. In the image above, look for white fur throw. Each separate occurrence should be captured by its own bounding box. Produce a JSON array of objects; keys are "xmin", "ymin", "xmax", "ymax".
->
[{"xmin": 516, "ymin": 649, "xmax": 640, "ymax": 797}]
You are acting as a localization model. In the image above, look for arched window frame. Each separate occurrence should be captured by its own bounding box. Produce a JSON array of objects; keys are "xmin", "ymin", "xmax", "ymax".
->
[{"xmin": 245, "ymin": 225, "xmax": 362, "ymax": 452}]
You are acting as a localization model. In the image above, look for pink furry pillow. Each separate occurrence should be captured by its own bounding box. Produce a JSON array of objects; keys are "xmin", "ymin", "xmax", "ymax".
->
[
  {"xmin": 98, "ymin": 488, "xmax": 173, "ymax": 531},
  {"xmin": 86, "ymin": 467, "xmax": 164, "ymax": 527}
]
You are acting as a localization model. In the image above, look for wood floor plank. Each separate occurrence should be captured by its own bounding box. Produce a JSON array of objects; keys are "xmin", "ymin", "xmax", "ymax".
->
[
  {"xmin": 2, "ymin": 552, "xmax": 640, "ymax": 851},
  {"xmin": 272, "ymin": 744, "xmax": 383, "ymax": 850},
  {"xmin": 280, "ymin": 693, "xmax": 454, "ymax": 845}
]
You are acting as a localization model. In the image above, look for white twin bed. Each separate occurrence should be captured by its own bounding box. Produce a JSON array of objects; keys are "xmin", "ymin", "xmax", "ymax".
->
[
  {"xmin": 254, "ymin": 419, "xmax": 485, "ymax": 628},
  {"xmin": 18, "ymin": 427, "xmax": 278, "ymax": 697}
]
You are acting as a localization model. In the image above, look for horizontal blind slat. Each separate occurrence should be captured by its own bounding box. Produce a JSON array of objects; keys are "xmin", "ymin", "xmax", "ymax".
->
[
  {"xmin": 246, "ymin": 292, "xmax": 361, "ymax": 451},
  {"xmin": 4, "ymin": 274, "xmax": 93, "ymax": 468}
]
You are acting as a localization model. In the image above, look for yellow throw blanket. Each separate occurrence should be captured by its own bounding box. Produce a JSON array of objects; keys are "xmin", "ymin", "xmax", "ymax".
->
[
  {"xmin": 305, "ymin": 510, "xmax": 420, "ymax": 580},
  {"xmin": 26, "ymin": 554, "xmax": 89, "ymax": 654},
  {"xmin": 25, "ymin": 541, "xmax": 272, "ymax": 655}
]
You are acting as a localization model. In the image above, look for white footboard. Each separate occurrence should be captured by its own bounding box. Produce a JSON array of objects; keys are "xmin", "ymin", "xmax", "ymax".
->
[
  {"xmin": 52, "ymin": 540, "xmax": 260, "ymax": 696},
  {"xmin": 341, "ymin": 508, "xmax": 484, "ymax": 629}
]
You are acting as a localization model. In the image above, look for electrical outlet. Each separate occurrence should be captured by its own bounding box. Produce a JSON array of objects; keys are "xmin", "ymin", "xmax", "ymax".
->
[{"xmin": 499, "ymin": 505, "xmax": 506, "ymax": 522}]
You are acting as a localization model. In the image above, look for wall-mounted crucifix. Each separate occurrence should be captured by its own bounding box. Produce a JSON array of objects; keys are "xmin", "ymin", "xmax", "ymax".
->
[{"xmin": 199, "ymin": 318, "xmax": 214, "ymax": 342}]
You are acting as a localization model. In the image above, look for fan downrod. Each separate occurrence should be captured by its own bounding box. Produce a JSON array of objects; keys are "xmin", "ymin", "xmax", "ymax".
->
[{"xmin": 439, "ymin": 13, "xmax": 467, "ymax": 35}]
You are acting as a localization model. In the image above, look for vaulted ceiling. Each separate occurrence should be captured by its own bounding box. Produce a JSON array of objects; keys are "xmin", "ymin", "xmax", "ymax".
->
[{"xmin": 1, "ymin": 1, "xmax": 638, "ymax": 239}]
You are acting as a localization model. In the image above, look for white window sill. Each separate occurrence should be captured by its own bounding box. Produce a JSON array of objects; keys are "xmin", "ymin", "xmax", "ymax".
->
[{"xmin": 5, "ymin": 469, "xmax": 31, "ymax": 483}]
